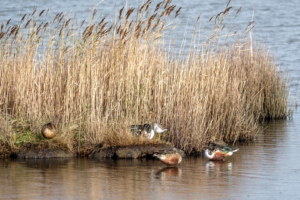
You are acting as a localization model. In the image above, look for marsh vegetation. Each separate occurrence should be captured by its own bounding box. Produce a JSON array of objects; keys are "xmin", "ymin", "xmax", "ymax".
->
[{"xmin": 0, "ymin": 0, "xmax": 292, "ymax": 155}]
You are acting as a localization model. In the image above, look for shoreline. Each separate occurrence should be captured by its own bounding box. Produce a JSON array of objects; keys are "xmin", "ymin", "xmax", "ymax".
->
[{"xmin": 0, "ymin": 140, "xmax": 186, "ymax": 159}]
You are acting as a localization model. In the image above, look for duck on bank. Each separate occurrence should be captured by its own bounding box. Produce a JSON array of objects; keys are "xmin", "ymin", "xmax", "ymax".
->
[
  {"xmin": 3, "ymin": 122, "xmax": 239, "ymax": 161},
  {"xmin": 41, "ymin": 123, "xmax": 57, "ymax": 139},
  {"xmin": 130, "ymin": 123, "xmax": 168, "ymax": 139}
]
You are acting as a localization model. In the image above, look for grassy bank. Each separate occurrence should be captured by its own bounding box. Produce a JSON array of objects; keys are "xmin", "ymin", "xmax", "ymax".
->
[{"xmin": 0, "ymin": 0, "xmax": 292, "ymax": 155}]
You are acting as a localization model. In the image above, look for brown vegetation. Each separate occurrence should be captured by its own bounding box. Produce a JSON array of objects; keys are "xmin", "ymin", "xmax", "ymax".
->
[{"xmin": 0, "ymin": 1, "xmax": 292, "ymax": 155}]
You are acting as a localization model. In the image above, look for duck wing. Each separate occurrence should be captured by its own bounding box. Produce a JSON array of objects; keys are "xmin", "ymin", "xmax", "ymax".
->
[{"xmin": 219, "ymin": 144, "xmax": 239, "ymax": 153}]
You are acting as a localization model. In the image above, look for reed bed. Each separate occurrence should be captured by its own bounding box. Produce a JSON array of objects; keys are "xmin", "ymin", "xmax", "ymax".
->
[{"xmin": 0, "ymin": 0, "xmax": 292, "ymax": 154}]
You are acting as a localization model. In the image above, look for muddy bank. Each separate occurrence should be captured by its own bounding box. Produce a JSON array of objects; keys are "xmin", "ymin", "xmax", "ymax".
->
[
  {"xmin": 0, "ymin": 141, "xmax": 186, "ymax": 159},
  {"xmin": 89, "ymin": 143, "xmax": 185, "ymax": 159},
  {"xmin": 11, "ymin": 142, "xmax": 76, "ymax": 159},
  {"xmin": 0, "ymin": 141, "xmax": 11, "ymax": 158}
]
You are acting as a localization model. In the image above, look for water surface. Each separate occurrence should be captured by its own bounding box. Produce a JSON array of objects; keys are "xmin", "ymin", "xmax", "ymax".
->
[
  {"xmin": 0, "ymin": 0, "xmax": 300, "ymax": 199},
  {"xmin": 1, "ymin": 113, "xmax": 300, "ymax": 200}
]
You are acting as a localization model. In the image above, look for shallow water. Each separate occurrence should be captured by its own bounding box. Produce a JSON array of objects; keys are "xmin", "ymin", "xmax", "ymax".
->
[
  {"xmin": 1, "ymin": 113, "xmax": 300, "ymax": 200},
  {"xmin": 1, "ymin": 0, "xmax": 300, "ymax": 199}
]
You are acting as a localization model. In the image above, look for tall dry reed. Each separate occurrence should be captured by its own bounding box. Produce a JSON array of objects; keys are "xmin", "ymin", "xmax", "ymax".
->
[{"xmin": 0, "ymin": 1, "xmax": 292, "ymax": 153}]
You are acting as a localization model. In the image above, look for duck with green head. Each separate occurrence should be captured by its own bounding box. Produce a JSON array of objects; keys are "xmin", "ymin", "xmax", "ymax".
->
[{"xmin": 205, "ymin": 142, "xmax": 239, "ymax": 161}]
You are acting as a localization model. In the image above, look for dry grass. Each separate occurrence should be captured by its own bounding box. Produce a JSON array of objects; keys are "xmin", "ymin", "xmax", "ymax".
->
[
  {"xmin": 0, "ymin": 1, "xmax": 292, "ymax": 154},
  {"xmin": 103, "ymin": 126, "xmax": 165, "ymax": 149}
]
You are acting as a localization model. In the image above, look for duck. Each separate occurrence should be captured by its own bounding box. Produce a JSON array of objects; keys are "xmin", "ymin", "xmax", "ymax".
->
[
  {"xmin": 153, "ymin": 123, "xmax": 168, "ymax": 140},
  {"xmin": 41, "ymin": 123, "xmax": 57, "ymax": 139},
  {"xmin": 130, "ymin": 123, "xmax": 168, "ymax": 139},
  {"xmin": 153, "ymin": 123, "xmax": 168, "ymax": 133},
  {"xmin": 130, "ymin": 124, "xmax": 145, "ymax": 133},
  {"xmin": 204, "ymin": 142, "xmax": 239, "ymax": 161},
  {"xmin": 130, "ymin": 124, "xmax": 152, "ymax": 137},
  {"xmin": 153, "ymin": 150, "xmax": 182, "ymax": 167},
  {"xmin": 140, "ymin": 124, "xmax": 155, "ymax": 139}
]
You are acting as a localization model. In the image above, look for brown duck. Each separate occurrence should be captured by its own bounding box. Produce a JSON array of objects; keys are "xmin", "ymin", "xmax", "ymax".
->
[
  {"xmin": 41, "ymin": 123, "xmax": 57, "ymax": 139},
  {"xmin": 153, "ymin": 150, "xmax": 182, "ymax": 167}
]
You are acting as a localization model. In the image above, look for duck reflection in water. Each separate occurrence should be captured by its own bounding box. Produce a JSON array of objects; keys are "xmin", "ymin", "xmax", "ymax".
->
[
  {"xmin": 154, "ymin": 167, "xmax": 182, "ymax": 180},
  {"xmin": 205, "ymin": 161, "xmax": 233, "ymax": 177}
]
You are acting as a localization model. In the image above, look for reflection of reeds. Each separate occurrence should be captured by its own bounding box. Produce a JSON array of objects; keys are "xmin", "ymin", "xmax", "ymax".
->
[{"xmin": 0, "ymin": 1, "xmax": 292, "ymax": 154}]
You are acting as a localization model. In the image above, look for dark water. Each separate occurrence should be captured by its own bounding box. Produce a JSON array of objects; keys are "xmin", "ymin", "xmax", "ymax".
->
[{"xmin": 1, "ymin": 0, "xmax": 300, "ymax": 199}]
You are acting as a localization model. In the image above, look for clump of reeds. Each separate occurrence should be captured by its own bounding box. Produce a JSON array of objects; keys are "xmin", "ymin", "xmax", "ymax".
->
[
  {"xmin": 0, "ymin": 0, "xmax": 292, "ymax": 154},
  {"xmin": 103, "ymin": 125, "xmax": 164, "ymax": 148}
]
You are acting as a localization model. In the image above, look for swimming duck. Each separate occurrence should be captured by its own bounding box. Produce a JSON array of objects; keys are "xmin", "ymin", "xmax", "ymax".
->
[
  {"xmin": 204, "ymin": 142, "xmax": 239, "ymax": 161},
  {"xmin": 41, "ymin": 123, "xmax": 57, "ymax": 139},
  {"xmin": 153, "ymin": 150, "xmax": 182, "ymax": 167}
]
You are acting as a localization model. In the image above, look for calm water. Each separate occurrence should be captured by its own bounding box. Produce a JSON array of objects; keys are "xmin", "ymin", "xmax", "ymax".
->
[
  {"xmin": 1, "ymin": 0, "xmax": 300, "ymax": 199},
  {"xmin": 1, "ymin": 115, "xmax": 300, "ymax": 200}
]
